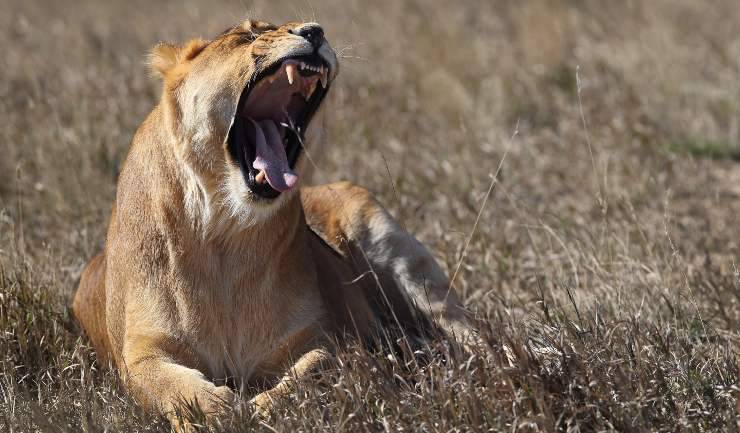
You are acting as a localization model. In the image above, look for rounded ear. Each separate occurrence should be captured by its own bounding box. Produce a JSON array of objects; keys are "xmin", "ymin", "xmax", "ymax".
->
[
  {"xmin": 148, "ymin": 39, "xmax": 208, "ymax": 77},
  {"xmin": 148, "ymin": 42, "xmax": 180, "ymax": 76}
]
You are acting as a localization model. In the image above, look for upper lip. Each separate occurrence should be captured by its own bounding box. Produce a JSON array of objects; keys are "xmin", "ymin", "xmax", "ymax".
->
[{"xmin": 253, "ymin": 55, "xmax": 330, "ymax": 91}]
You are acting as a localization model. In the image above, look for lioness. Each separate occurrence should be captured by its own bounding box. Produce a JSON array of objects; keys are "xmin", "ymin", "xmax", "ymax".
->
[{"xmin": 72, "ymin": 19, "xmax": 474, "ymax": 425}]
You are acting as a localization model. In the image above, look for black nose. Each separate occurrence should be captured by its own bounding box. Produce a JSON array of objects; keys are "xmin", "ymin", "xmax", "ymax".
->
[{"xmin": 292, "ymin": 23, "xmax": 324, "ymax": 49}]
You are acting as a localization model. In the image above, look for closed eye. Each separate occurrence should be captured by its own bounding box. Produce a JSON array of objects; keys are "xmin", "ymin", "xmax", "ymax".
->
[{"xmin": 232, "ymin": 32, "xmax": 260, "ymax": 43}]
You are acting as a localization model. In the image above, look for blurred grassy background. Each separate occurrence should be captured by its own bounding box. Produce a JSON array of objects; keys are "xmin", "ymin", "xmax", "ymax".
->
[{"xmin": 1, "ymin": 0, "xmax": 738, "ymax": 431}]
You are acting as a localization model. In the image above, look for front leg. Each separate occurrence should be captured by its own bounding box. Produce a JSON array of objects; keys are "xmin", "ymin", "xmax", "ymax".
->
[
  {"xmin": 123, "ymin": 334, "xmax": 236, "ymax": 428},
  {"xmin": 250, "ymin": 348, "xmax": 331, "ymax": 416},
  {"xmin": 302, "ymin": 182, "xmax": 476, "ymax": 344}
]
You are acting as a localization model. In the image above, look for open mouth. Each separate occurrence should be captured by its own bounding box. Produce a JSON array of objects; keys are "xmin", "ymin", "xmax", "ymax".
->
[{"xmin": 227, "ymin": 55, "xmax": 330, "ymax": 199}]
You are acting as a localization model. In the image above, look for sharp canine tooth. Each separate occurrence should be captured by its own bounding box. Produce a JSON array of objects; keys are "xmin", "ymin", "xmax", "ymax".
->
[
  {"xmin": 286, "ymin": 63, "xmax": 297, "ymax": 85},
  {"xmin": 305, "ymin": 79, "xmax": 317, "ymax": 100},
  {"xmin": 320, "ymin": 68, "xmax": 328, "ymax": 88}
]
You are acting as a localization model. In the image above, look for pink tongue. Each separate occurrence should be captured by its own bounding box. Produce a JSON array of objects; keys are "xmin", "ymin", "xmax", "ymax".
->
[{"xmin": 247, "ymin": 118, "xmax": 298, "ymax": 192}]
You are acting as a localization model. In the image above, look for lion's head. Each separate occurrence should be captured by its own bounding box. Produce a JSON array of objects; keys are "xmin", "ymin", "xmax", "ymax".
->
[{"xmin": 150, "ymin": 19, "xmax": 338, "ymax": 217}]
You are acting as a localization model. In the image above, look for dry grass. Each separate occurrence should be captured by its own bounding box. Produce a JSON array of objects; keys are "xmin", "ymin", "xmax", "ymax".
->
[{"xmin": 1, "ymin": 0, "xmax": 739, "ymax": 431}]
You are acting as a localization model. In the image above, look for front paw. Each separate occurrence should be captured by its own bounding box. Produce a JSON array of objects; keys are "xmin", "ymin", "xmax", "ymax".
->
[
  {"xmin": 202, "ymin": 385, "xmax": 236, "ymax": 414},
  {"xmin": 170, "ymin": 386, "xmax": 236, "ymax": 432}
]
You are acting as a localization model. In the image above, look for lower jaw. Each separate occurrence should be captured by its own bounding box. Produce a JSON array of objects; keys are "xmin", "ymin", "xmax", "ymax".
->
[
  {"xmin": 242, "ymin": 187, "xmax": 302, "ymax": 220},
  {"xmin": 227, "ymin": 118, "xmax": 302, "ymax": 200},
  {"xmin": 248, "ymin": 181, "xmax": 282, "ymax": 200},
  {"xmin": 242, "ymin": 155, "xmax": 302, "ymax": 200}
]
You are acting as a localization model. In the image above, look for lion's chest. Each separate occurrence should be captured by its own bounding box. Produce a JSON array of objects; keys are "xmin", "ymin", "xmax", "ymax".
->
[{"xmin": 178, "ymin": 251, "xmax": 324, "ymax": 382}]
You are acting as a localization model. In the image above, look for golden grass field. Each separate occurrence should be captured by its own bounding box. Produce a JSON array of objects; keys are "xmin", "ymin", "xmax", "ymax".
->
[{"xmin": 1, "ymin": 0, "xmax": 738, "ymax": 431}]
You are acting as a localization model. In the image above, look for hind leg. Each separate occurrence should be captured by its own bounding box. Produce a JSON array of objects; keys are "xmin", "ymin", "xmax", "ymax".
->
[
  {"xmin": 301, "ymin": 182, "xmax": 475, "ymax": 343},
  {"xmin": 72, "ymin": 253, "xmax": 113, "ymax": 365}
]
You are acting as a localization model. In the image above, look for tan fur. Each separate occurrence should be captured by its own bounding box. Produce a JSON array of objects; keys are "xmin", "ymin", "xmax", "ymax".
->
[{"xmin": 72, "ymin": 19, "xmax": 473, "ymax": 428}]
